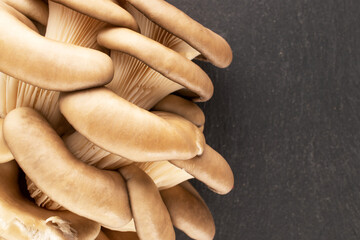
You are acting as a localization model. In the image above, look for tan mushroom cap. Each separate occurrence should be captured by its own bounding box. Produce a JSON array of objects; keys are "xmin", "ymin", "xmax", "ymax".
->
[
  {"xmin": 0, "ymin": 161, "xmax": 100, "ymax": 240},
  {"xmin": 0, "ymin": 3, "xmax": 114, "ymax": 92},
  {"xmin": 3, "ymin": 108, "xmax": 132, "ymax": 230},
  {"xmin": 153, "ymin": 94, "xmax": 205, "ymax": 127},
  {"xmin": 119, "ymin": 165, "xmax": 175, "ymax": 240},
  {"xmin": 0, "ymin": 118, "xmax": 13, "ymax": 163},
  {"xmin": 97, "ymin": 27, "xmax": 214, "ymax": 102},
  {"xmin": 3, "ymin": 0, "xmax": 49, "ymax": 25},
  {"xmin": 171, "ymin": 144, "xmax": 234, "ymax": 195},
  {"xmin": 124, "ymin": 0, "xmax": 233, "ymax": 68},
  {"xmin": 59, "ymin": 87, "xmax": 205, "ymax": 162},
  {"xmin": 52, "ymin": 0, "xmax": 139, "ymax": 31},
  {"xmin": 102, "ymin": 229, "xmax": 139, "ymax": 240},
  {"xmin": 96, "ymin": 231, "xmax": 111, "ymax": 240},
  {"xmin": 160, "ymin": 181, "xmax": 215, "ymax": 240}
]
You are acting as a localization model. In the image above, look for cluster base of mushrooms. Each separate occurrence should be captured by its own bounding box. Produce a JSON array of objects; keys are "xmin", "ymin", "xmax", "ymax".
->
[{"xmin": 0, "ymin": 0, "xmax": 234, "ymax": 239}]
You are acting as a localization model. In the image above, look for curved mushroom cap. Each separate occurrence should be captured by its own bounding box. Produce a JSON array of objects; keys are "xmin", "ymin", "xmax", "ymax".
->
[
  {"xmin": 125, "ymin": 0, "xmax": 232, "ymax": 68},
  {"xmin": 97, "ymin": 28, "xmax": 214, "ymax": 102},
  {"xmin": 171, "ymin": 144, "xmax": 234, "ymax": 195},
  {"xmin": 0, "ymin": 118, "xmax": 13, "ymax": 163},
  {"xmin": 59, "ymin": 87, "xmax": 205, "ymax": 162},
  {"xmin": 3, "ymin": 0, "xmax": 49, "ymax": 25},
  {"xmin": 153, "ymin": 94, "xmax": 205, "ymax": 127},
  {"xmin": 0, "ymin": 161, "xmax": 100, "ymax": 240},
  {"xmin": 119, "ymin": 165, "xmax": 175, "ymax": 240},
  {"xmin": 51, "ymin": 0, "xmax": 139, "ymax": 31},
  {"xmin": 0, "ymin": 3, "xmax": 114, "ymax": 92},
  {"xmin": 3, "ymin": 107, "xmax": 132, "ymax": 230},
  {"xmin": 102, "ymin": 229, "xmax": 139, "ymax": 240},
  {"xmin": 160, "ymin": 181, "xmax": 215, "ymax": 240}
]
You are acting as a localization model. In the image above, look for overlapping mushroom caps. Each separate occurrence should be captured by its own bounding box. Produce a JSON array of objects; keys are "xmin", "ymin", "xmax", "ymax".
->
[{"xmin": 0, "ymin": 0, "xmax": 234, "ymax": 239}]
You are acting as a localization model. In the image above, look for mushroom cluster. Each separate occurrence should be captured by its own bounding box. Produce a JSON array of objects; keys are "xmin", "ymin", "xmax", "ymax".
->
[{"xmin": 0, "ymin": 0, "xmax": 234, "ymax": 239}]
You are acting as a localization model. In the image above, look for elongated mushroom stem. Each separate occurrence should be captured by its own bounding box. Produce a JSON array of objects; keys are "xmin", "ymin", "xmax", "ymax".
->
[
  {"xmin": 0, "ymin": 161, "xmax": 101, "ymax": 239},
  {"xmin": 160, "ymin": 181, "xmax": 215, "ymax": 240},
  {"xmin": 3, "ymin": 108, "xmax": 132, "ymax": 230},
  {"xmin": 59, "ymin": 87, "xmax": 205, "ymax": 162},
  {"xmin": 0, "ymin": 2, "xmax": 114, "ymax": 92},
  {"xmin": 2, "ymin": 0, "xmax": 49, "ymax": 25},
  {"xmin": 119, "ymin": 165, "xmax": 175, "ymax": 240}
]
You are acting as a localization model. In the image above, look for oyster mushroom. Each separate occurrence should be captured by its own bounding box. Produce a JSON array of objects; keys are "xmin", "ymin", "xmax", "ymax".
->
[
  {"xmin": 101, "ymin": 230, "xmax": 139, "ymax": 240},
  {"xmin": 2, "ymin": 0, "xmax": 49, "ymax": 25},
  {"xmin": 3, "ymin": 107, "xmax": 132, "ymax": 230},
  {"xmin": 160, "ymin": 181, "xmax": 215, "ymax": 240},
  {"xmin": 0, "ymin": 160, "xmax": 100, "ymax": 239},
  {"xmin": 0, "ymin": 118, "xmax": 13, "ymax": 163},
  {"xmin": 0, "ymin": 1, "xmax": 113, "ymax": 92}
]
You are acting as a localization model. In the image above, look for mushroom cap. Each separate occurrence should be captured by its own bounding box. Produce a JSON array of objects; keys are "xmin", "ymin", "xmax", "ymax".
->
[
  {"xmin": 171, "ymin": 144, "xmax": 234, "ymax": 195},
  {"xmin": 153, "ymin": 94, "xmax": 205, "ymax": 127},
  {"xmin": 3, "ymin": 0, "xmax": 49, "ymax": 25},
  {"xmin": 96, "ymin": 231, "xmax": 111, "ymax": 240},
  {"xmin": 3, "ymin": 107, "xmax": 132, "ymax": 230},
  {"xmin": 125, "ymin": 0, "xmax": 232, "ymax": 68},
  {"xmin": 52, "ymin": 0, "xmax": 139, "ymax": 31},
  {"xmin": 160, "ymin": 181, "xmax": 215, "ymax": 240},
  {"xmin": 119, "ymin": 165, "xmax": 175, "ymax": 240},
  {"xmin": 59, "ymin": 87, "xmax": 205, "ymax": 162},
  {"xmin": 0, "ymin": 161, "xmax": 101, "ymax": 240},
  {"xmin": 0, "ymin": 118, "xmax": 13, "ymax": 163},
  {"xmin": 97, "ymin": 27, "xmax": 214, "ymax": 102},
  {"xmin": 0, "ymin": 2, "xmax": 114, "ymax": 92}
]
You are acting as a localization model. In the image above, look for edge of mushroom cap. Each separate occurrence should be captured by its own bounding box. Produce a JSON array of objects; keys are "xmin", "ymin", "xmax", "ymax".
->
[
  {"xmin": 97, "ymin": 27, "xmax": 214, "ymax": 102},
  {"xmin": 3, "ymin": 0, "xmax": 49, "ymax": 25},
  {"xmin": 124, "ymin": 0, "xmax": 233, "ymax": 68}
]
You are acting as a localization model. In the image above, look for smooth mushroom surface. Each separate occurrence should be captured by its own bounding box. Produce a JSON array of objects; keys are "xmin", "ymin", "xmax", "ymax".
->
[
  {"xmin": 52, "ymin": 0, "xmax": 139, "ymax": 31},
  {"xmin": 0, "ymin": 118, "xmax": 13, "ymax": 163},
  {"xmin": 59, "ymin": 87, "xmax": 205, "ymax": 162},
  {"xmin": 152, "ymin": 94, "xmax": 205, "ymax": 128},
  {"xmin": 119, "ymin": 165, "xmax": 175, "ymax": 240},
  {"xmin": 0, "ymin": 2, "xmax": 114, "ymax": 92},
  {"xmin": 124, "ymin": 0, "xmax": 233, "ymax": 68},
  {"xmin": 160, "ymin": 181, "xmax": 215, "ymax": 240},
  {"xmin": 2, "ymin": 0, "xmax": 49, "ymax": 25},
  {"xmin": 171, "ymin": 144, "xmax": 235, "ymax": 195},
  {"xmin": 98, "ymin": 27, "xmax": 213, "ymax": 102},
  {"xmin": 102, "ymin": 229, "xmax": 140, "ymax": 240},
  {"xmin": 0, "ymin": 161, "xmax": 101, "ymax": 240},
  {"xmin": 3, "ymin": 107, "xmax": 132, "ymax": 230}
]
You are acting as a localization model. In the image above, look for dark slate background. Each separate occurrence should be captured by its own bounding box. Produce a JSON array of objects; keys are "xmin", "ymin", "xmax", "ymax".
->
[{"xmin": 167, "ymin": 0, "xmax": 360, "ymax": 239}]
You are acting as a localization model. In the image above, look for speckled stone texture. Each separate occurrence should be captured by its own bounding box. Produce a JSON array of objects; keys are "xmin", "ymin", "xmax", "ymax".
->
[{"xmin": 168, "ymin": 1, "xmax": 360, "ymax": 239}]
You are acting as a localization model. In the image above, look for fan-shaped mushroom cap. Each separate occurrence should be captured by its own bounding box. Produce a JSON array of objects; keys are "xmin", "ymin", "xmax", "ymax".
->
[
  {"xmin": 0, "ymin": 118, "xmax": 13, "ymax": 163},
  {"xmin": 102, "ymin": 229, "xmax": 139, "ymax": 240},
  {"xmin": 125, "ymin": 0, "xmax": 232, "ymax": 68},
  {"xmin": 0, "ymin": 161, "xmax": 100, "ymax": 240},
  {"xmin": 171, "ymin": 144, "xmax": 234, "ymax": 195},
  {"xmin": 59, "ymin": 87, "xmax": 205, "ymax": 162},
  {"xmin": 153, "ymin": 94, "xmax": 205, "ymax": 127},
  {"xmin": 98, "ymin": 27, "xmax": 214, "ymax": 102},
  {"xmin": 119, "ymin": 165, "xmax": 175, "ymax": 240},
  {"xmin": 52, "ymin": 0, "xmax": 139, "ymax": 31},
  {"xmin": 160, "ymin": 181, "xmax": 215, "ymax": 240},
  {"xmin": 3, "ymin": 107, "xmax": 132, "ymax": 230},
  {"xmin": 2, "ymin": 0, "xmax": 49, "ymax": 25},
  {"xmin": 0, "ymin": 2, "xmax": 113, "ymax": 92}
]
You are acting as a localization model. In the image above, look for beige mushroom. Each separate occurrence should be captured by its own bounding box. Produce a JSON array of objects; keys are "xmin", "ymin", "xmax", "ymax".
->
[
  {"xmin": 0, "ymin": 160, "xmax": 100, "ymax": 240},
  {"xmin": 0, "ymin": 118, "xmax": 13, "ymax": 163},
  {"xmin": 2, "ymin": 0, "xmax": 49, "ymax": 25},
  {"xmin": 160, "ymin": 181, "xmax": 215, "ymax": 240},
  {"xmin": 0, "ymin": 2, "xmax": 113, "ymax": 92},
  {"xmin": 171, "ymin": 144, "xmax": 234, "ymax": 195},
  {"xmin": 52, "ymin": 0, "xmax": 139, "ymax": 31},
  {"xmin": 122, "ymin": 0, "xmax": 233, "ymax": 68},
  {"xmin": 152, "ymin": 94, "xmax": 205, "ymax": 128},
  {"xmin": 119, "ymin": 165, "xmax": 175, "ymax": 240},
  {"xmin": 3, "ymin": 107, "xmax": 132, "ymax": 230},
  {"xmin": 101, "ymin": 230, "xmax": 139, "ymax": 240},
  {"xmin": 59, "ymin": 87, "xmax": 205, "ymax": 162}
]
